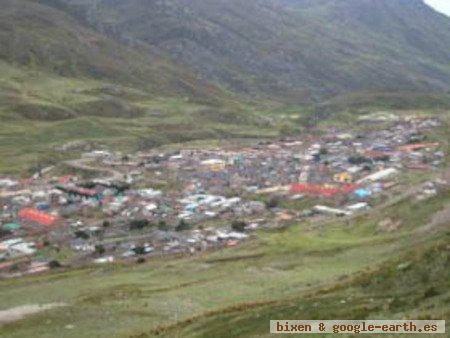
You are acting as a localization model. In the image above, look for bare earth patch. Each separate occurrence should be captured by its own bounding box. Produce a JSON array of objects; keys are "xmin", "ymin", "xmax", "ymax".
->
[{"xmin": 0, "ymin": 303, "xmax": 67, "ymax": 324}]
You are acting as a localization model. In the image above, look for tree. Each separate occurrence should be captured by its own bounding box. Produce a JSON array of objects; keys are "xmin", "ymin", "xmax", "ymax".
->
[
  {"xmin": 49, "ymin": 260, "xmax": 62, "ymax": 269},
  {"xmin": 231, "ymin": 220, "xmax": 247, "ymax": 232},
  {"xmin": 133, "ymin": 246, "xmax": 146, "ymax": 255},
  {"xmin": 129, "ymin": 219, "xmax": 149, "ymax": 231},
  {"xmin": 95, "ymin": 244, "xmax": 105, "ymax": 255},
  {"xmin": 176, "ymin": 219, "xmax": 191, "ymax": 232},
  {"xmin": 75, "ymin": 230, "xmax": 89, "ymax": 240},
  {"xmin": 266, "ymin": 196, "xmax": 281, "ymax": 209},
  {"xmin": 158, "ymin": 220, "xmax": 169, "ymax": 231}
]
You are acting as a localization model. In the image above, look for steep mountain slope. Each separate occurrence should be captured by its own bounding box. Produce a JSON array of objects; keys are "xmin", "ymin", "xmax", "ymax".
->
[
  {"xmin": 0, "ymin": 0, "xmax": 268, "ymax": 174},
  {"xmin": 1, "ymin": 0, "xmax": 450, "ymax": 173},
  {"xmin": 54, "ymin": 0, "xmax": 450, "ymax": 103},
  {"xmin": 0, "ymin": 0, "xmax": 223, "ymax": 102}
]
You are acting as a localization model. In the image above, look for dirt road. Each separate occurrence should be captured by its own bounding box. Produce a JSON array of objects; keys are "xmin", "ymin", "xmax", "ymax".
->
[{"xmin": 65, "ymin": 158, "xmax": 124, "ymax": 181}]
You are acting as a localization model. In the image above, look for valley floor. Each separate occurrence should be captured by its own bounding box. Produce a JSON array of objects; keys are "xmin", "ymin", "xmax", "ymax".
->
[
  {"xmin": 0, "ymin": 110, "xmax": 449, "ymax": 337},
  {"xmin": 0, "ymin": 187, "xmax": 449, "ymax": 337}
]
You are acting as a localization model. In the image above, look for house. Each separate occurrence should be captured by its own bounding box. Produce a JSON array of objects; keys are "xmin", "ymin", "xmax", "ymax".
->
[
  {"xmin": 346, "ymin": 202, "xmax": 369, "ymax": 211},
  {"xmin": 1, "ymin": 223, "xmax": 21, "ymax": 232},
  {"xmin": 290, "ymin": 183, "xmax": 357, "ymax": 197},
  {"xmin": 357, "ymin": 168, "xmax": 398, "ymax": 184},
  {"xmin": 18, "ymin": 208, "xmax": 59, "ymax": 227},
  {"xmin": 201, "ymin": 159, "xmax": 226, "ymax": 172},
  {"xmin": 333, "ymin": 172, "xmax": 353, "ymax": 183},
  {"xmin": 313, "ymin": 205, "xmax": 353, "ymax": 217}
]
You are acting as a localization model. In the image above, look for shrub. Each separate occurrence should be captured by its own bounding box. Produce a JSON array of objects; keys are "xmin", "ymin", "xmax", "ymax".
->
[
  {"xmin": 176, "ymin": 219, "xmax": 191, "ymax": 232},
  {"xmin": 158, "ymin": 220, "xmax": 169, "ymax": 231},
  {"xmin": 0, "ymin": 229, "xmax": 11, "ymax": 238},
  {"xmin": 266, "ymin": 196, "xmax": 281, "ymax": 209},
  {"xmin": 49, "ymin": 260, "xmax": 62, "ymax": 269},
  {"xmin": 75, "ymin": 230, "xmax": 89, "ymax": 239},
  {"xmin": 231, "ymin": 220, "xmax": 247, "ymax": 232},
  {"xmin": 129, "ymin": 219, "xmax": 149, "ymax": 231},
  {"xmin": 133, "ymin": 246, "xmax": 146, "ymax": 255},
  {"xmin": 95, "ymin": 244, "xmax": 105, "ymax": 255}
]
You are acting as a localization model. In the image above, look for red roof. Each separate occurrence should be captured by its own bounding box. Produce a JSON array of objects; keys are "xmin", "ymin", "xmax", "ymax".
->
[
  {"xmin": 58, "ymin": 175, "xmax": 75, "ymax": 184},
  {"xmin": 364, "ymin": 150, "xmax": 390, "ymax": 159},
  {"xmin": 18, "ymin": 208, "xmax": 59, "ymax": 226},
  {"xmin": 59, "ymin": 185, "xmax": 97, "ymax": 197},
  {"xmin": 397, "ymin": 143, "xmax": 439, "ymax": 152},
  {"xmin": 290, "ymin": 183, "xmax": 357, "ymax": 197},
  {"xmin": 70, "ymin": 187, "xmax": 97, "ymax": 197}
]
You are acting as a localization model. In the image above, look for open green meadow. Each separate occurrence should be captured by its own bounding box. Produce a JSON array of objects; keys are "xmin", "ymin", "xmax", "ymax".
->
[
  {"xmin": 0, "ymin": 61, "xmax": 287, "ymax": 175},
  {"xmin": 0, "ymin": 184, "xmax": 449, "ymax": 337}
]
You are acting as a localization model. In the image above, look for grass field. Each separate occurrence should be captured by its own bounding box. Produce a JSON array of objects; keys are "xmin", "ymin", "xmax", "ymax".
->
[
  {"xmin": 1, "ymin": 59, "xmax": 449, "ymax": 177},
  {"xmin": 0, "ymin": 184, "xmax": 448, "ymax": 337},
  {"xmin": 0, "ymin": 61, "xmax": 287, "ymax": 176}
]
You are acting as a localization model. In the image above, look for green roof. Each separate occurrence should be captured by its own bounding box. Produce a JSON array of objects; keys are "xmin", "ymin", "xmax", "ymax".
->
[{"xmin": 2, "ymin": 223, "xmax": 21, "ymax": 231}]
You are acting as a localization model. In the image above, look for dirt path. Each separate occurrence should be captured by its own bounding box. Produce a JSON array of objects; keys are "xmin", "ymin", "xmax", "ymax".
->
[
  {"xmin": 0, "ymin": 303, "xmax": 67, "ymax": 324},
  {"xmin": 65, "ymin": 158, "xmax": 124, "ymax": 181}
]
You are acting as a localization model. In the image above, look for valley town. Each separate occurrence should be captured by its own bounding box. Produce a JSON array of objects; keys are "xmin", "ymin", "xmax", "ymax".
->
[{"xmin": 0, "ymin": 112, "xmax": 447, "ymax": 277}]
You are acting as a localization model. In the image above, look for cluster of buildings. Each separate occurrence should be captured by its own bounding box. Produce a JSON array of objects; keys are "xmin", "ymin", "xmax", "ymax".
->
[{"xmin": 0, "ymin": 114, "xmax": 447, "ymax": 277}]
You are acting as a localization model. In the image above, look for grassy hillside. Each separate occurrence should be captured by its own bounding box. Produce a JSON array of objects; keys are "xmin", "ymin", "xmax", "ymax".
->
[
  {"xmin": 1, "ymin": 0, "xmax": 450, "ymax": 175},
  {"xmin": 54, "ymin": 0, "xmax": 450, "ymax": 103},
  {"xmin": 315, "ymin": 91, "xmax": 450, "ymax": 116},
  {"xmin": 0, "ymin": 0, "xmax": 282, "ymax": 175},
  {"xmin": 0, "ymin": 176, "xmax": 449, "ymax": 337},
  {"xmin": 156, "ymin": 234, "xmax": 449, "ymax": 338},
  {"xmin": 0, "ymin": 60, "xmax": 286, "ymax": 175},
  {"xmin": 0, "ymin": 0, "xmax": 227, "ymax": 103}
]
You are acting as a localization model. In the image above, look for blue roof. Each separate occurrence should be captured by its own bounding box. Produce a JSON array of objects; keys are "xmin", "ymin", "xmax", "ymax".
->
[
  {"xmin": 2, "ymin": 223, "xmax": 21, "ymax": 231},
  {"xmin": 355, "ymin": 189, "xmax": 371, "ymax": 198}
]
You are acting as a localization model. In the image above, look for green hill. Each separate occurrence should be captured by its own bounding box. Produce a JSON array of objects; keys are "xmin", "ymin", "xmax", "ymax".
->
[
  {"xmin": 1, "ymin": 0, "xmax": 450, "ymax": 169},
  {"xmin": 2, "ymin": 0, "xmax": 450, "ymax": 109},
  {"xmin": 0, "ymin": 0, "xmax": 272, "ymax": 174},
  {"xmin": 0, "ymin": 0, "xmax": 226, "ymax": 102},
  {"xmin": 53, "ymin": 0, "xmax": 450, "ymax": 103},
  {"xmin": 0, "ymin": 59, "xmax": 278, "ymax": 175}
]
